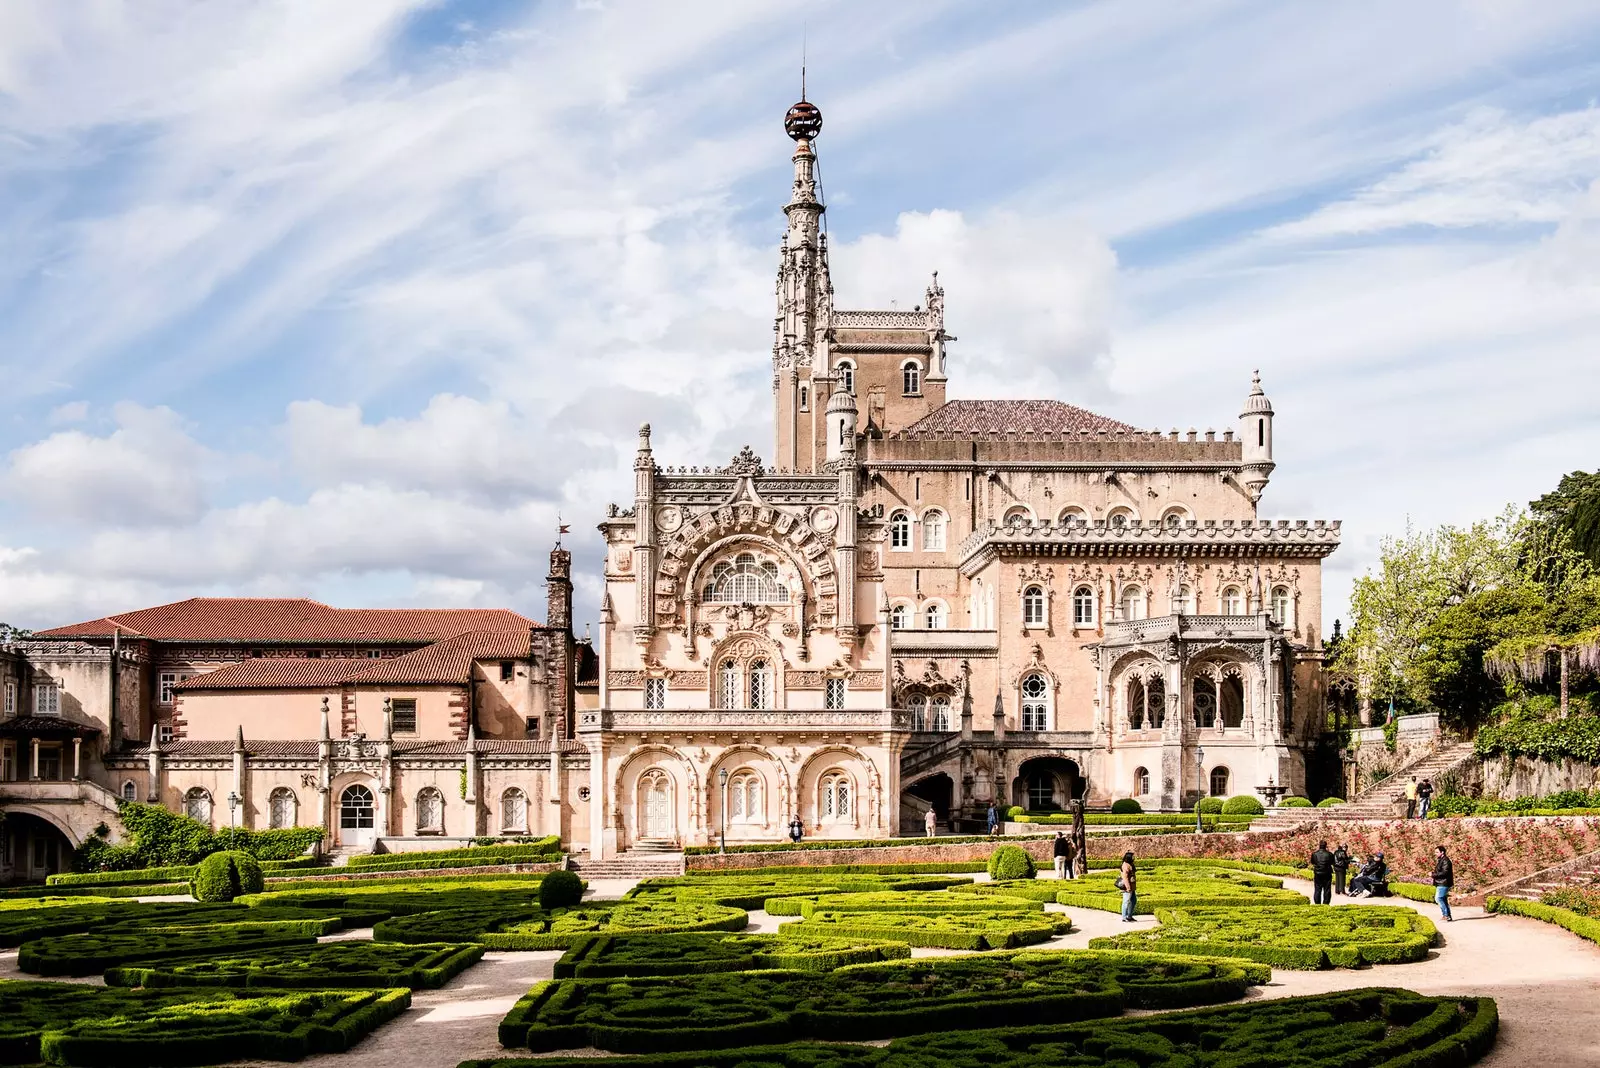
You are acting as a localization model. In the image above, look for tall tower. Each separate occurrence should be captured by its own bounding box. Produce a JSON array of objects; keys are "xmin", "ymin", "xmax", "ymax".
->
[
  {"xmin": 773, "ymin": 95, "xmax": 832, "ymax": 472},
  {"xmin": 1239, "ymin": 370, "xmax": 1276, "ymax": 503}
]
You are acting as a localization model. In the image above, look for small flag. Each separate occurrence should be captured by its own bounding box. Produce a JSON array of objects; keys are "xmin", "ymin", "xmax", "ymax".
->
[{"xmin": 558, "ymin": 524, "xmax": 571, "ymax": 535}]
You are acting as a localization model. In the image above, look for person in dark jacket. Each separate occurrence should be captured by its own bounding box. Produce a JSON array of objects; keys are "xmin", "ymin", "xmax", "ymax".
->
[
  {"xmin": 987, "ymin": 803, "xmax": 1000, "ymax": 837},
  {"xmin": 1349, "ymin": 853, "xmax": 1388, "ymax": 897},
  {"xmin": 788, "ymin": 815, "xmax": 804, "ymax": 843},
  {"xmin": 1053, "ymin": 832, "xmax": 1076, "ymax": 880},
  {"xmin": 1309, "ymin": 840, "xmax": 1335, "ymax": 904},
  {"xmin": 1332, "ymin": 844, "xmax": 1352, "ymax": 896},
  {"xmin": 1418, "ymin": 779, "xmax": 1436, "ymax": 819},
  {"xmin": 1433, "ymin": 845, "xmax": 1454, "ymax": 921}
]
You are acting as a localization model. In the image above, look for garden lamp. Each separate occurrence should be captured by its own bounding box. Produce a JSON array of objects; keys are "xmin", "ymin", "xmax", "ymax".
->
[
  {"xmin": 718, "ymin": 768, "xmax": 729, "ymax": 855},
  {"xmin": 1195, "ymin": 746, "xmax": 1205, "ymax": 833}
]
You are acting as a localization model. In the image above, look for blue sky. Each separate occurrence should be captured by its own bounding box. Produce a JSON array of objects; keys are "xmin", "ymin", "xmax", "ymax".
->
[{"xmin": 2, "ymin": 0, "xmax": 1598, "ymax": 633}]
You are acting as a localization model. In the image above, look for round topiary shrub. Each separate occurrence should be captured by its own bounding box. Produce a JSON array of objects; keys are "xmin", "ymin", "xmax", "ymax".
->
[
  {"xmin": 1004, "ymin": 805, "xmax": 1026, "ymax": 821},
  {"xmin": 1196, "ymin": 797, "xmax": 1224, "ymax": 815},
  {"xmin": 1221, "ymin": 795, "xmax": 1265, "ymax": 816},
  {"xmin": 191, "ymin": 850, "xmax": 264, "ymax": 902},
  {"xmin": 1279, "ymin": 796, "xmax": 1313, "ymax": 808},
  {"xmin": 539, "ymin": 869, "xmax": 585, "ymax": 910},
  {"xmin": 987, "ymin": 844, "xmax": 1036, "ymax": 881},
  {"xmin": 1318, "ymin": 797, "xmax": 1346, "ymax": 808},
  {"xmin": 1109, "ymin": 798, "xmax": 1143, "ymax": 815}
]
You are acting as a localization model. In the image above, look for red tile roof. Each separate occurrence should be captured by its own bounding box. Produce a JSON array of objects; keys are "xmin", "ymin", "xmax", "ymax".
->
[
  {"xmin": 175, "ymin": 630, "xmax": 532, "ymax": 691},
  {"xmin": 173, "ymin": 659, "xmax": 365, "ymax": 691},
  {"xmin": 35, "ymin": 598, "xmax": 539, "ymax": 642},
  {"xmin": 905, "ymin": 399, "xmax": 1135, "ymax": 435}
]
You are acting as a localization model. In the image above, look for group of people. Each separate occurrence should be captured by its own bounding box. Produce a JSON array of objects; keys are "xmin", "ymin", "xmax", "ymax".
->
[
  {"xmin": 1308, "ymin": 839, "xmax": 1455, "ymax": 921},
  {"xmin": 1404, "ymin": 777, "xmax": 1436, "ymax": 819}
]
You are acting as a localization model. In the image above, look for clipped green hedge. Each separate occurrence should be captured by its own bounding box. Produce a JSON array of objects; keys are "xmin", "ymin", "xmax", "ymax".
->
[
  {"xmin": 1318, "ymin": 797, "xmax": 1346, "ymax": 807},
  {"xmin": 105, "ymin": 940, "xmax": 485, "ymax": 989},
  {"xmin": 375, "ymin": 899, "xmax": 749, "ymax": 950},
  {"xmin": 243, "ymin": 875, "xmax": 550, "ymax": 915},
  {"xmin": 687, "ymin": 862, "xmax": 989, "ymax": 875},
  {"xmin": 553, "ymin": 932, "xmax": 910, "ymax": 978},
  {"xmin": 0, "ymin": 980, "xmax": 408, "ymax": 1066},
  {"xmin": 193, "ymin": 851, "xmax": 264, "ymax": 902},
  {"xmin": 1013, "ymin": 812, "xmax": 1254, "ymax": 826},
  {"xmin": 1057, "ymin": 878, "xmax": 1307, "ymax": 915},
  {"xmin": 539, "ymin": 870, "xmax": 585, "ymax": 909},
  {"xmin": 1279, "ymin": 796, "xmax": 1313, "ymax": 808},
  {"xmin": 631, "ymin": 874, "xmax": 971, "ymax": 911},
  {"xmin": 683, "ymin": 835, "xmax": 997, "ymax": 856},
  {"xmin": 1196, "ymin": 797, "xmax": 1224, "ymax": 814},
  {"xmin": 767, "ymin": 890, "xmax": 1043, "ymax": 919},
  {"xmin": 779, "ymin": 909, "xmax": 1068, "ymax": 951},
  {"xmin": 113, "ymin": 800, "xmax": 324, "ymax": 866},
  {"xmin": 0, "ymin": 902, "xmax": 241, "ymax": 948},
  {"xmin": 1486, "ymin": 895, "xmax": 1600, "ymax": 946},
  {"xmin": 469, "ymin": 989, "xmax": 1496, "ymax": 1068},
  {"xmin": 1109, "ymin": 798, "xmax": 1143, "ymax": 814},
  {"xmin": 349, "ymin": 837, "xmax": 559, "ymax": 868},
  {"xmin": 17, "ymin": 923, "xmax": 322, "ymax": 977},
  {"xmin": 47, "ymin": 855, "xmax": 320, "ymax": 888},
  {"xmin": 1089, "ymin": 904, "xmax": 1437, "ymax": 969},
  {"xmin": 497, "ymin": 949, "xmax": 1261, "ymax": 1052},
  {"xmin": 986, "ymin": 845, "xmax": 1035, "ymax": 881},
  {"xmin": 1221, "ymin": 795, "xmax": 1265, "ymax": 815}
]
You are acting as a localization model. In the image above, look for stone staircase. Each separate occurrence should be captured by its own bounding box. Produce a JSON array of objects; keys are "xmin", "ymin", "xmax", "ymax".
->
[
  {"xmin": 568, "ymin": 842, "xmax": 686, "ymax": 879},
  {"xmin": 1486, "ymin": 849, "xmax": 1600, "ymax": 904},
  {"xmin": 1333, "ymin": 741, "xmax": 1478, "ymax": 820}
]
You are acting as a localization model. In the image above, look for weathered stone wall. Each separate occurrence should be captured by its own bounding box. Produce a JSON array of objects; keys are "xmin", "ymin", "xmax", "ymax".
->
[{"xmin": 1457, "ymin": 756, "xmax": 1600, "ymax": 799}]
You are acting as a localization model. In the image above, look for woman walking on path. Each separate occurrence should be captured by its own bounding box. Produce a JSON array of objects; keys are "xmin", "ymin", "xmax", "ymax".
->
[
  {"xmin": 1433, "ymin": 845, "xmax": 1454, "ymax": 922},
  {"xmin": 1119, "ymin": 851, "xmax": 1138, "ymax": 921}
]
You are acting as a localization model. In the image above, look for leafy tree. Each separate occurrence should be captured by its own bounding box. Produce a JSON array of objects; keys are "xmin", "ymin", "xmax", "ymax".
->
[
  {"xmin": 0, "ymin": 622, "xmax": 31, "ymax": 644},
  {"xmin": 1413, "ymin": 584, "xmax": 1547, "ymax": 728},
  {"xmin": 1531, "ymin": 470, "xmax": 1600, "ymax": 568},
  {"xmin": 1485, "ymin": 574, "xmax": 1600, "ymax": 719}
]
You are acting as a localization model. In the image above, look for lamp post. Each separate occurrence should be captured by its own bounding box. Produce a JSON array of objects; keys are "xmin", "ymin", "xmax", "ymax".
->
[
  {"xmin": 718, "ymin": 768, "xmax": 729, "ymax": 856},
  {"xmin": 227, "ymin": 791, "xmax": 241, "ymax": 849},
  {"xmin": 1195, "ymin": 746, "xmax": 1206, "ymax": 833}
]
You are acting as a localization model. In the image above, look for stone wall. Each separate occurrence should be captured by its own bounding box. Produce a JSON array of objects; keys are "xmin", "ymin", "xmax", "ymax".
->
[
  {"xmin": 1350, "ymin": 713, "xmax": 1442, "ymax": 791},
  {"xmin": 1458, "ymin": 756, "xmax": 1600, "ymax": 799}
]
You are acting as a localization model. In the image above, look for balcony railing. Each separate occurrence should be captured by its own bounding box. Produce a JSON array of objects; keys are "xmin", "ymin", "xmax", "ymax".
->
[{"xmin": 1102, "ymin": 613, "xmax": 1277, "ymax": 645}]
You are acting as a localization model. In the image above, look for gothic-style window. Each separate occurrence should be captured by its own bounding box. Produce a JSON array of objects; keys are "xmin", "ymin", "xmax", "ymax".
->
[
  {"xmin": 268, "ymin": 787, "xmax": 297, "ymax": 829},
  {"xmin": 729, "ymin": 771, "xmax": 761, "ymax": 823},
  {"xmin": 416, "ymin": 787, "xmax": 444, "ymax": 834},
  {"xmin": 1134, "ymin": 766, "xmax": 1151, "ymax": 796},
  {"xmin": 921, "ymin": 510, "xmax": 946, "ymax": 551},
  {"xmin": 703, "ymin": 552, "xmax": 790, "ymax": 603},
  {"xmin": 1020, "ymin": 672, "xmax": 1049, "ymax": 731},
  {"xmin": 1270, "ymin": 585, "xmax": 1292, "ymax": 626},
  {"xmin": 1072, "ymin": 586, "xmax": 1095, "ymax": 626},
  {"xmin": 890, "ymin": 511, "xmax": 911, "ymax": 550},
  {"xmin": 825, "ymin": 677, "xmax": 846, "ymax": 710},
  {"xmin": 644, "ymin": 677, "xmax": 667, "ymax": 710},
  {"xmin": 1127, "ymin": 677, "xmax": 1146, "ymax": 730},
  {"xmin": 1147, "ymin": 675, "xmax": 1166, "ymax": 728},
  {"xmin": 1220, "ymin": 674, "xmax": 1245, "ymax": 728},
  {"xmin": 501, "ymin": 788, "xmax": 528, "ymax": 833},
  {"xmin": 1193, "ymin": 678, "xmax": 1217, "ymax": 729},
  {"xmin": 902, "ymin": 361, "xmax": 921, "ymax": 395},
  {"xmin": 184, "ymin": 787, "xmax": 213, "ymax": 826},
  {"xmin": 890, "ymin": 604, "xmax": 909, "ymax": 630},
  {"xmin": 799, "ymin": 385, "xmax": 809, "ymax": 412},
  {"xmin": 924, "ymin": 602, "xmax": 946, "ymax": 629},
  {"xmin": 1120, "ymin": 585, "xmax": 1145, "ymax": 621},
  {"xmin": 1221, "ymin": 586, "xmax": 1245, "ymax": 615},
  {"xmin": 907, "ymin": 693, "xmax": 928, "ymax": 731},
  {"xmin": 121, "ymin": 780, "xmax": 138, "ymax": 802},
  {"xmin": 1023, "ymin": 586, "xmax": 1046, "ymax": 626},
  {"xmin": 1178, "ymin": 584, "xmax": 1197, "ymax": 614},
  {"xmin": 719, "ymin": 660, "xmax": 741, "ymax": 709},
  {"xmin": 837, "ymin": 361, "xmax": 855, "ymax": 395},
  {"xmin": 1210, "ymin": 766, "xmax": 1230, "ymax": 796},
  {"xmin": 821, "ymin": 771, "xmax": 852, "ymax": 820},
  {"xmin": 34, "ymin": 681, "xmax": 59, "ymax": 717},
  {"xmin": 748, "ymin": 660, "xmax": 772, "ymax": 710},
  {"xmin": 930, "ymin": 694, "xmax": 951, "ymax": 731}
]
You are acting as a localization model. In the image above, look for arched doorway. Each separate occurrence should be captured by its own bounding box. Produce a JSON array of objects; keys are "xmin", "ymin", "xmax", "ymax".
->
[
  {"xmin": 637, "ymin": 770, "xmax": 674, "ymax": 842},
  {"xmin": 1013, "ymin": 756, "xmax": 1084, "ymax": 812},
  {"xmin": 903, "ymin": 772, "xmax": 954, "ymax": 834},
  {"xmin": 338, "ymin": 784, "xmax": 376, "ymax": 848},
  {"xmin": 1, "ymin": 812, "xmax": 75, "ymax": 882}
]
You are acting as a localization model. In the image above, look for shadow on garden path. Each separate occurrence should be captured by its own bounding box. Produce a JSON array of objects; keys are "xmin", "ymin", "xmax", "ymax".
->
[{"xmin": 0, "ymin": 948, "xmax": 104, "ymax": 986}]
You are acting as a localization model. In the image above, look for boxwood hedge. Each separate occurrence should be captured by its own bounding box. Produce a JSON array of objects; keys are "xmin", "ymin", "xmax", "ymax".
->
[
  {"xmin": 552, "ymin": 932, "xmax": 910, "ymax": 978},
  {"xmin": 347, "ymin": 837, "xmax": 559, "ymax": 869},
  {"xmin": 468, "ymin": 988, "xmax": 1497, "ymax": 1068},
  {"xmin": 779, "ymin": 909, "xmax": 1068, "ymax": 951},
  {"xmin": 1089, "ymin": 904, "xmax": 1438, "ymax": 969},
  {"xmin": 498, "ymin": 949, "xmax": 1265, "ymax": 1052},
  {"xmin": 45, "ymin": 856, "xmax": 319, "ymax": 888},
  {"xmin": 374, "ymin": 898, "xmax": 749, "ymax": 950},
  {"xmin": 240, "ymin": 876, "xmax": 551, "ymax": 915},
  {"xmin": 0, "ymin": 902, "xmax": 243, "ymax": 948},
  {"xmin": 17, "ymin": 923, "xmax": 322, "ymax": 977},
  {"xmin": 104, "ymin": 940, "xmax": 485, "ymax": 989},
  {"xmin": 1486, "ymin": 895, "xmax": 1600, "ymax": 946},
  {"xmin": 627, "ymin": 874, "xmax": 971, "ymax": 911},
  {"xmin": 0, "ymin": 979, "xmax": 409, "ymax": 1066},
  {"xmin": 764, "ymin": 890, "xmax": 1042, "ymax": 918},
  {"xmin": 1057, "ymin": 878, "xmax": 1308, "ymax": 914}
]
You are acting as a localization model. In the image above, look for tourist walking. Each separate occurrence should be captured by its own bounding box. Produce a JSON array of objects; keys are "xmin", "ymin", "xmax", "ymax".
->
[
  {"xmin": 987, "ymin": 803, "xmax": 1001, "ymax": 837},
  {"xmin": 1309, "ymin": 839, "xmax": 1335, "ymax": 905},
  {"xmin": 1118, "ymin": 851, "xmax": 1138, "ymax": 921},
  {"xmin": 1404, "ymin": 777, "xmax": 1419, "ymax": 819},
  {"xmin": 924, "ymin": 807, "xmax": 938, "ymax": 838},
  {"xmin": 1433, "ymin": 845, "xmax": 1454, "ymax": 922},
  {"xmin": 1053, "ymin": 832, "xmax": 1076, "ymax": 879},
  {"xmin": 1418, "ymin": 779, "xmax": 1435, "ymax": 819},
  {"xmin": 1332, "ymin": 843, "xmax": 1351, "ymax": 896}
]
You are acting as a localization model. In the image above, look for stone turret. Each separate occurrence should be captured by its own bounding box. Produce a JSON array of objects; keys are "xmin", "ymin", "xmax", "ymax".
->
[{"xmin": 1239, "ymin": 370, "xmax": 1275, "ymax": 503}]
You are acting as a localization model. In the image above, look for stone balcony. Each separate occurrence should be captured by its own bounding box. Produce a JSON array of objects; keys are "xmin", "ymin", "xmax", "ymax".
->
[
  {"xmin": 890, "ymin": 629, "xmax": 999, "ymax": 655},
  {"xmin": 958, "ymin": 516, "xmax": 1341, "ymax": 570},
  {"xmin": 1102, "ymin": 613, "xmax": 1279, "ymax": 646}
]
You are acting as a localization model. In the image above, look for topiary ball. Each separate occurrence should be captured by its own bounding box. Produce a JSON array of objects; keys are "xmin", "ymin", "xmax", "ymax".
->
[
  {"xmin": 1004, "ymin": 805, "xmax": 1026, "ymax": 821},
  {"xmin": 192, "ymin": 850, "xmax": 264, "ymax": 902},
  {"xmin": 1221, "ymin": 795, "xmax": 1265, "ymax": 816},
  {"xmin": 1279, "ymin": 796, "xmax": 1313, "ymax": 808},
  {"xmin": 987, "ymin": 844, "xmax": 1036, "ymax": 881},
  {"xmin": 539, "ymin": 869, "xmax": 585, "ymax": 910},
  {"xmin": 1317, "ymin": 797, "xmax": 1346, "ymax": 808},
  {"xmin": 1109, "ymin": 798, "xmax": 1143, "ymax": 815},
  {"xmin": 1196, "ymin": 797, "xmax": 1224, "ymax": 815}
]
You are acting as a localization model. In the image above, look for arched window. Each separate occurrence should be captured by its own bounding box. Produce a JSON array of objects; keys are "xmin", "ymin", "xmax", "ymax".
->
[
  {"xmin": 728, "ymin": 771, "xmax": 761, "ymax": 824},
  {"xmin": 120, "ymin": 780, "xmax": 138, "ymax": 803},
  {"xmin": 415, "ymin": 786, "xmax": 444, "ymax": 834},
  {"xmin": 1220, "ymin": 673, "xmax": 1245, "ymax": 728},
  {"xmin": 1271, "ymin": 585, "xmax": 1292, "ymax": 626},
  {"xmin": 1192, "ymin": 677, "xmax": 1217, "ymax": 729},
  {"xmin": 890, "ymin": 511, "xmax": 912, "ymax": 550},
  {"xmin": 1134, "ymin": 766, "xmax": 1151, "ymax": 796},
  {"xmin": 1002, "ymin": 506, "xmax": 1032, "ymax": 529},
  {"xmin": 1221, "ymin": 586, "xmax": 1245, "ymax": 615},
  {"xmin": 921, "ymin": 510, "xmax": 947, "ymax": 552},
  {"xmin": 820, "ymin": 771, "xmax": 852, "ymax": 821},
  {"xmin": 340, "ymin": 784, "xmax": 374, "ymax": 831},
  {"xmin": 902, "ymin": 360, "xmax": 921, "ymax": 395},
  {"xmin": 1161, "ymin": 507, "xmax": 1188, "ymax": 529},
  {"xmin": 1210, "ymin": 767, "xmax": 1230, "ymax": 797},
  {"xmin": 971, "ymin": 578, "xmax": 987, "ymax": 629},
  {"xmin": 1177, "ymin": 584, "xmax": 1197, "ymax": 614},
  {"xmin": 501, "ymin": 788, "xmax": 528, "ymax": 833},
  {"xmin": 907, "ymin": 693, "xmax": 928, "ymax": 731},
  {"xmin": 1147, "ymin": 675, "xmax": 1166, "ymax": 728},
  {"xmin": 719, "ymin": 661, "xmax": 740, "ymax": 708},
  {"xmin": 184, "ymin": 787, "xmax": 212, "ymax": 826},
  {"xmin": 1127, "ymin": 677, "xmax": 1146, "ymax": 730},
  {"xmin": 1120, "ymin": 585, "xmax": 1145, "ymax": 621},
  {"xmin": 640, "ymin": 769, "xmax": 672, "ymax": 839},
  {"xmin": 1020, "ymin": 672, "xmax": 1050, "ymax": 731},
  {"xmin": 268, "ymin": 787, "xmax": 297, "ymax": 830},
  {"xmin": 924, "ymin": 602, "xmax": 946, "ymax": 630},
  {"xmin": 890, "ymin": 603, "xmax": 910, "ymax": 630},
  {"xmin": 798, "ymin": 385, "xmax": 809, "ymax": 412},
  {"xmin": 837, "ymin": 360, "xmax": 855, "ymax": 395},
  {"xmin": 703, "ymin": 552, "xmax": 790, "ymax": 603},
  {"xmin": 930, "ymin": 694, "xmax": 951, "ymax": 731},
  {"xmin": 1107, "ymin": 508, "xmax": 1134, "ymax": 529},
  {"xmin": 748, "ymin": 660, "xmax": 772, "ymax": 710},
  {"xmin": 1023, "ymin": 585, "xmax": 1046, "ymax": 627},
  {"xmin": 1072, "ymin": 586, "xmax": 1095, "ymax": 626},
  {"xmin": 1058, "ymin": 506, "xmax": 1087, "ymax": 525}
]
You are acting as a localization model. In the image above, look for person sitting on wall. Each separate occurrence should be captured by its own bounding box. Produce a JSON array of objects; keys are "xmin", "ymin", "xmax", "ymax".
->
[{"xmin": 1348, "ymin": 852, "xmax": 1388, "ymax": 897}]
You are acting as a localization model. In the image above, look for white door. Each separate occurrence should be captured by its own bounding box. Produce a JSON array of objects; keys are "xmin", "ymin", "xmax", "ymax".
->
[
  {"xmin": 339, "ymin": 784, "xmax": 376, "ymax": 848},
  {"xmin": 642, "ymin": 774, "xmax": 672, "ymax": 840}
]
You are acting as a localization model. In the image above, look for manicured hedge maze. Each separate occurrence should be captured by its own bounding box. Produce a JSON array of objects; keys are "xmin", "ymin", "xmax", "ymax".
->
[
  {"xmin": 627, "ymin": 874, "xmax": 971, "ymax": 910},
  {"xmin": 1090, "ymin": 904, "xmax": 1438, "ymax": 969},
  {"xmin": 375, "ymin": 898, "xmax": 749, "ymax": 949},
  {"xmin": 498, "ymin": 949, "xmax": 1267, "ymax": 1053},
  {"xmin": 765, "ymin": 890, "xmax": 1043, "ymax": 918},
  {"xmin": 780, "ymin": 908, "xmax": 1069, "ymax": 950},
  {"xmin": 0, "ymin": 902, "xmax": 243, "ymax": 947},
  {"xmin": 17, "ymin": 923, "xmax": 321, "ymax": 977},
  {"xmin": 552, "ymin": 932, "xmax": 910, "ymax": 978},
  {"xmin": 105, "ymin": 940, "xmax": 485, "ymax": 989},
  {"xmin": 0, "ymin": 980, "xmax": 410, "ymax": 1067},
  {"xmin": 1057, "ymin": 877, "xmax": 1309, "ymax": 914},
  {"xmin": 241, "ymin": 877, "xmax": 550, "ymax": 915},
  {"xmin": 470, "ymin": 988, "xmax": 1497, "ymax": 1068}
]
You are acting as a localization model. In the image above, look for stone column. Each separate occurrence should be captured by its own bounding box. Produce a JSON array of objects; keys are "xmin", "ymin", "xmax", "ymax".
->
[
  {"xmin": 72, "ymin": 737, "xmax": 82, "ymax": 781},
  {"xmin": 30, "ymin": 738, "xmax": 39, "ymax": 780},
  {"xmin": 147, "ymin": 725, "xmax": 162, "ymax": 802}
]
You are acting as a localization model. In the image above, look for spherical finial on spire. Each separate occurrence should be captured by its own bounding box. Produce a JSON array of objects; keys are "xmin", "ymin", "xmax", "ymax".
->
[{"xmin": 785, "ymin": 99, "xmax": 822, "ymax": 142}]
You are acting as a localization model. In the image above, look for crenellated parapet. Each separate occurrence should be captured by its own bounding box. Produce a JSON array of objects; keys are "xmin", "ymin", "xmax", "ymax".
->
[{"xmin": 958, "ymin": 517, "xmax": 1341, "ymax": 569}]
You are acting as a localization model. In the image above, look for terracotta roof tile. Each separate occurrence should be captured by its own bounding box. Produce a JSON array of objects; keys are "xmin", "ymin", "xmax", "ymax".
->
[
  {"xmin": 160, "ymin": 740, "xmax": 320, "ymax": 756},
  {"xmin": 174, "ymin": 630, "xmax": 532, "ymax": 691},
  {"xmin": 175, "ymin": 659, "xmax": 366, "ymax": 691},
  {"xmin": 35, "ymin": 598, "xmax": 539, "ymax": 642},
  {"xmin": 905, "ymin": 399, "xmax": 1135, "ymax": 436}
]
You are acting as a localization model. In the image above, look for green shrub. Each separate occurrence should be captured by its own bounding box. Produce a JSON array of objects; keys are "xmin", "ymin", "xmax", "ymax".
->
[
  {"xmin": 1109, "ymin": 798, "xmax": 1143, "ymax": 815},
  {"xmin": 17, "ymin": 923, "xmax": 321, "ymax": 977},
  {"xmin": 1317, "ymin": 797, "xmax": 1345, "ymax": 807},
  {"xmin": 375, "ymin": 899, "xmax": 749, "ymax": 950},
  {"xmin": 0, "ymin": 902, "xmax": 247, "ymax": 948},
  {"xmin": 783, "ymin": 891, "xmax": 1043, "ymax": 919},
  {"xmin": 779, "ymin": 909, "xmax": 1067, "ymax": 951},
  {"xmin": 539, "ymin": 870, "xmax": 585, "ymax": 910},
  {"xmin": 1474, "ymin": 694, "xmax": 1600, "ymax": 763},
  {"xmin": 112, "ymin": 800, "xmax": 324, "ymax": 867},
  {"xmin": 986, "ymin": 845, "xmax": 1035, "ymax": 881},
  {"xmin": 241, "ymin": 877, "xmax": 551, "ymax": 917},
  {"xmin": 105, "ymin": 940, "xmax": 485, "ymax": 989},
  {"xmin": 192, "ymin": 851, "xmax": 265, "ymax": 902},
  {"xmin": 0, "ymin": 980, "xmax": 408, "ymax": 1065},
  {"xmin": 1088, "ymin": 904, "xmax": 1436, "ymax": 968},
  {"xmin": 1057, "ymin": 879, "xmax": 1307, "ymax": 915},
  {"xmin": 70, "ymin": 837, "xmax": 143, "ymax": 874},
  {"xmin": 683, "ymin": 835, "xmax": 1000, "ymax": 856},
  {"xmin": 1487, "ymin": 895, "xmax": 1600, "ymax": 945},
  {"xmin": 630, "ymin": 874, "xmax": 970, "ymax": 911},
  {"xmin": 1221, "ymin": 795, "xmax": 1265, "ymax": 815},
  {"xmin": 347, "ymin": 838, "xmax": 560, "ymax": 872},
  {"xmin": 1279, "ymin": 796, "xmax": 1313, "ymax": 808},
  {"xmin": 1196, "ymin": 797, "xmax": 1224, "ymax": 815},
  {"xmin": 552, "ymin": 932, "xmax": 910, "ymax": 978}
]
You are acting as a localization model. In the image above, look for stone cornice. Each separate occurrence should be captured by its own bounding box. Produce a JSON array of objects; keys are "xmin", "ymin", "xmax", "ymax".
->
[{"xmin": 958, "ymin": 518, "xmax": 1340, "ymax": 572}]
